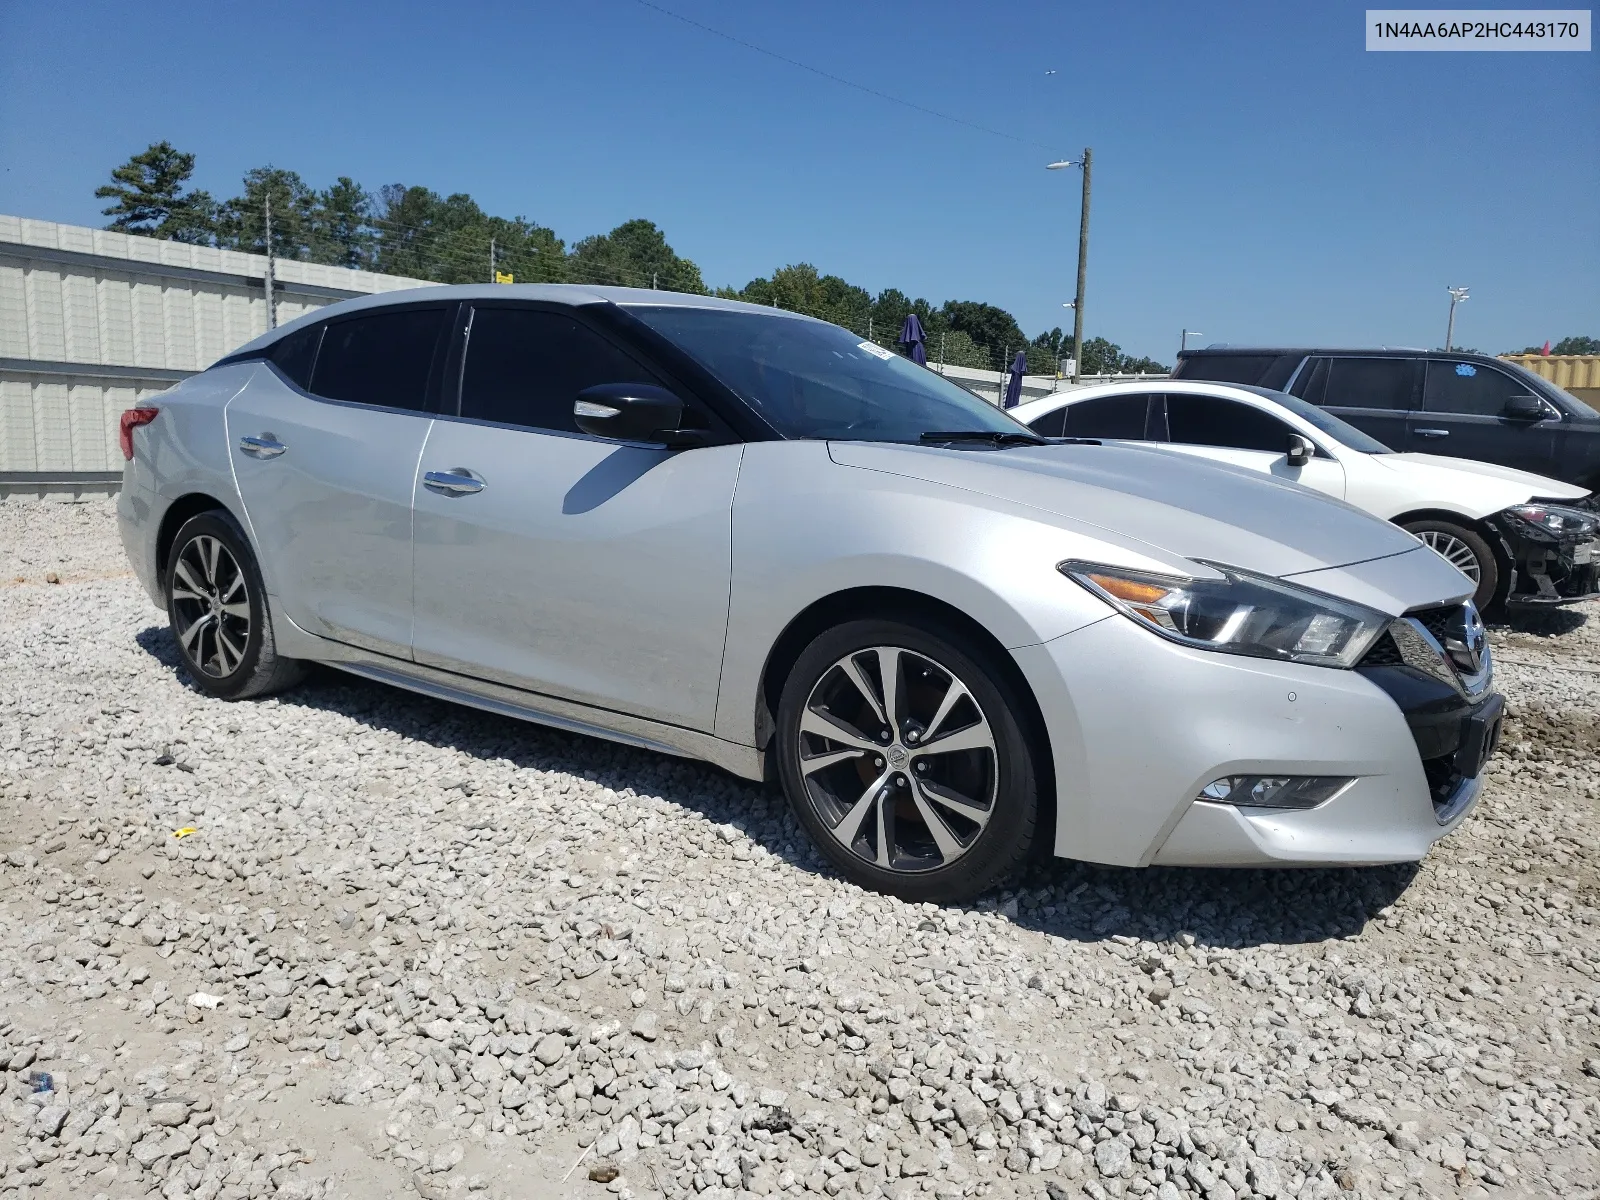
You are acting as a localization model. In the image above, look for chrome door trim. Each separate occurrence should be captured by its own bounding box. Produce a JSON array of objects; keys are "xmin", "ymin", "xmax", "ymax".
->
[{"xmin": 1414, "ymin": 428, "xmax": 1450, "ymax": 438}]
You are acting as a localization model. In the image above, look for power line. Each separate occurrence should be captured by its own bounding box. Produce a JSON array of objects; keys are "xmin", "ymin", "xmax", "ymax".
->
[{"xmin": 628, "ymin": 0, "xmax": 1055, "ymax": 153}]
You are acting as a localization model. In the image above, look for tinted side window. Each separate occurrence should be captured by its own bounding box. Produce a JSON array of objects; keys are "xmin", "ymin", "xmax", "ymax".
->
[
  {"xmin": 1062, "ymin": 394, "xmax": 1151, "ymax": 439},
  {"xmin": 310, "ymin": 307, "xmax": 447, "ymax": 411},
  {"xmin": 1172, "ymin": 354, "xmax": 1279, "ymax": 385},
  {"xmin": 1026, "ymin": 406, "xmax": 1067, "ymax": 438},
  {"xmin": 1423, "ymin": 360, "xmax": 1529, "ymax": 416},
  {"xmin": 266, "ymin": 324, "xmax": 321, "ymax": 389},
  {"xmin": 460, "ymin": 308, "xmax": 660, "ymax": 434},
  {"xmin": 1166, "ymin": 394, "xmax": 1296, "ymax": 453},
  {"xmin": 1323, "ymin": 358, "xmax": 1417, "ymax": 411}
]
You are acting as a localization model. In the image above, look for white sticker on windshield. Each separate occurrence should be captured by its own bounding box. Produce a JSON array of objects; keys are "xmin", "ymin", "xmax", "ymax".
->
[{"xmin": 857, "ymin": 341, "xmax": 895, "ymax": 361}]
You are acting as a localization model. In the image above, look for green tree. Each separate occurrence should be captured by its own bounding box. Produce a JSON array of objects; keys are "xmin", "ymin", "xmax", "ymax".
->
[
  {"xmin": 568, "ymin": 219, "xmax": 705, "ymax": 293},
  {"xmin": 937, "ymin": 329, "xmax": 990, "ymax": 369},
  {"xmin": 310, "ymin": 177, "xmax": 374, "ymax": 269},
  {"xmin": 1554, "ymin": 336, "xmax": 1600, "ymax": 355},
  {"xmin": 737, "ymin": 263, "xmax": 872, "ymax": 331},
  {"xmin": 1076, "ymin": 336, "xmax": 1168, "ymax": 375},
  {"xmin": 941, "ymin": 300, "xmax": 1029, "ymax": 370},
  {"xmin": 95, "ymin": 141, "xmax": 216, "ymax": 243},
  {"xmin": 216, "ymin": 167, "xmax": 317, "ymax": 259},
  {"xmin": 1518, "ymin": 335, "xmax": 1600, "ymax": 355}
]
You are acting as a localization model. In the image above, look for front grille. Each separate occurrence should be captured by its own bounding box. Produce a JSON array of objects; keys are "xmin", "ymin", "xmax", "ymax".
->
[
  {"xmin": 1411, "ymin": 603, "xmax": 1460, "ymax": 648},
  {"xmin": 1358, "ymin": 631, "xmax": 1404, "ymax": 667}
]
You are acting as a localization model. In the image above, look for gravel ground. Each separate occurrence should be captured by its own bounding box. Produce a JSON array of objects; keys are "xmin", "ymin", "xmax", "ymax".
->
[{"xmin": 1, "ymin": 496, "xmax": 1597, "ymax": 1200}]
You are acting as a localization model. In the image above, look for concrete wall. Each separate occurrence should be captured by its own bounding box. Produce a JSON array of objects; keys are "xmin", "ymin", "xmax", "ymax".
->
[{"xmin": 0, "ymin": 215, "xmax": 432, "ymax": 480}]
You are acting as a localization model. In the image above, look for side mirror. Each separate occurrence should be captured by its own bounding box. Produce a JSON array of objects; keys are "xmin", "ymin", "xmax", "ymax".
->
[
  {"xmin": 574, "ymin": 383, "xmax": 702, "ymax": 447},
  {"xmin": 1285, "ymin": 434, "xmax": 1315, "ymax": 467},
  {"xmin": 1503, "ymin": 394, "xmax": 1546, "ymax": 421}
]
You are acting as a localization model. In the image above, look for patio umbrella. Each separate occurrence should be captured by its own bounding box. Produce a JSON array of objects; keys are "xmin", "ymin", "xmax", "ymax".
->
[
  {"xmin": 1004, "ymin": 350, "xmax": 1027, "ymax": 408},
  {"xmin": 897, "ymin": 314, "xmax": 927, "ymax": 366}
]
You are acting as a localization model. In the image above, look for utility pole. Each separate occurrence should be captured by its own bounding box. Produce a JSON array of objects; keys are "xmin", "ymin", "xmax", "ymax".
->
[
  {"xmin": 868, "ymin": 317, "xmax": 873, "ymax": 344},
  {"xmin": 939, "ymin": 331, "xmax": 947, "ymax": 373},
  {"xmin": 652, "ymin": 271, "xmax": 658, "ymax": 290},
  {"xmin": 1072, "ymin": 147, "xmax": 1091, "ymax": 383},
  {"xmin": 1444, "ymin": 286, "xmax": 1469, "ymax": 352},
  {"xmin": 489, "ymin": 238, "xmax": 496, "ymax": 283},
  {"xmin": 263, "ymin": 196, "xmax": 276, "ymax": 330}
]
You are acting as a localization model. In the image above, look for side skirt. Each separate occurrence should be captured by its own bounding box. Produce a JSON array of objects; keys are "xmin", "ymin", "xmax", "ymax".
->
[{"xmin": 270, "ymin": 600, "xmax": 765, "ymax": 781}]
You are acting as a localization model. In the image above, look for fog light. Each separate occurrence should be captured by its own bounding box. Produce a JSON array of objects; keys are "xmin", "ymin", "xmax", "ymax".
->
[{"xmin": 1197, "ymin": 775, "xmax": 1352, "ymax": 810}]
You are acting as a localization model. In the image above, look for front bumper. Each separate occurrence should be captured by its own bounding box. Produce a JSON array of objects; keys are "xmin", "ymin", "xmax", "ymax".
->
[
  {"xmin": 1489, "ymin": 506, "xmax": 1600, "ymax": 609},
  {"xmin": 1012, "ymin": 611, "xmax": 1497, "ymax": 869}
]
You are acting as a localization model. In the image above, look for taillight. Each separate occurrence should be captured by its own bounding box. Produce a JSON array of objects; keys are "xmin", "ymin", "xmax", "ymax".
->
[{"xmin": 119, "ymin": 407, "xmax": 160, "ymax": 460}]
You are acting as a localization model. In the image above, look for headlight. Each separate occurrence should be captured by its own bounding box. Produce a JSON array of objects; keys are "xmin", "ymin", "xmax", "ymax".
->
[
  {"xmin": 1060, "ymin": 560, "xmax": 1390, "ymax": 668},
  {"xmin": 1501, "ymin": 503, "xmax": 1598, "ymax": 539}
]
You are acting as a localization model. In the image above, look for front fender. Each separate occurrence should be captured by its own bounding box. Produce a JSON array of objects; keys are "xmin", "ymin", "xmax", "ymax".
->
[{"xmin": 712, "ymin": 442, "xmax": 1117, "ymax": 746}]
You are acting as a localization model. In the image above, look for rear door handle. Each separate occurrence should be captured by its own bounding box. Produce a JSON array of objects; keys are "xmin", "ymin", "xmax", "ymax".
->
[
  {"xmin": 239, "ymin": 434, "xmax": 287, "ymax": 458},
  {"xmin": 1415, "ymin": 428, "xmax": 1450, "ymax": 438},
  {"xmin": 423, "ymin": 469, "xmax": 485, "ymax": 496}
]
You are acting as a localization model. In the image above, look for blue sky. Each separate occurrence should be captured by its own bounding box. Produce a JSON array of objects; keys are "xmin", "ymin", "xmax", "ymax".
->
[{"xmin": 2, "ymin": 0, "xmax": 1595, "ymax": 360}]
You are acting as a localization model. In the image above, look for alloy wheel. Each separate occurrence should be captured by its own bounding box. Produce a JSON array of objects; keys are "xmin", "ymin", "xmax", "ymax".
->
[
  {"xmin": 1418, "ymin": 530, "xmax": 1481, "ymax": 582},
  {"xmin": 796, "ymin": 645, "xmax": 997, "ymax": 874},
  {"xmin": 170, "ymin": 535, "xmax": 252, "ymax": 678}
]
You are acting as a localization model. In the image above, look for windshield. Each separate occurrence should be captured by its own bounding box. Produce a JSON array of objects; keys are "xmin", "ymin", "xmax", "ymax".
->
[
  {"xmin": 625, "ymin": 305, "xmax": 1035, "ymax": 442},
  {"xmin": 1235, "ymin": 385, "xmax": 1396, "ymax": 453}
]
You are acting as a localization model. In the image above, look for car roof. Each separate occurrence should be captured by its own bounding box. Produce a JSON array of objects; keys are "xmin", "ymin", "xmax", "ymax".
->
[
  {"xmin": 227, "ymin": 283, "xmax": 820, "ymax": 359},
  {"xmin": 1176, "ymin": 346, "xmax": 1476, "ymax": 358},
  {"xmin": 1011, "ymin": 378, "xmax": 1292, "ymax": 413}
]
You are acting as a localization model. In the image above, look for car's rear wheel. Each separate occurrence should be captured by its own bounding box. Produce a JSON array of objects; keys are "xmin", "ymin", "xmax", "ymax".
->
[
  {"xmin": 1402, "ymin": 518, "xmax": 1500, "ymax": 611},
  {"xmin": 775, "ymin": 618, "xmax": 1040, "ymax": 903},
  {"xmin": 165, "ymin": 510, "xmax": 306, "ymax": 700}
]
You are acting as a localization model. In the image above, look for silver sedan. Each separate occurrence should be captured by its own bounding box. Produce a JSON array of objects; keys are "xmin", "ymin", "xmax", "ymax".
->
[{"xmin": 117, "ymin": 286, "xmax": 1502, "ymax": 901}]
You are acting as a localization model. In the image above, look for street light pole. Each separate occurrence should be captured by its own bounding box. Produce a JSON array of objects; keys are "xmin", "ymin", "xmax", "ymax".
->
[
  {"xmin": 263, "ymin": 195, "xmax": 276, "ymax": 330},
  {"xmin": 1047, "ymin": 150, "xmax": 1093, "ymax": 383},
  {"xmin": 1072, "ymin": 148, "xmax": 1091, "ymax": 384},
  {"xmin": 1180, "ymin": 329, "xmax": 1202, "ymax": 355},
  {"xmin": 1444, "ymin": 286, "xmax": 1469, "ymax": 352}
]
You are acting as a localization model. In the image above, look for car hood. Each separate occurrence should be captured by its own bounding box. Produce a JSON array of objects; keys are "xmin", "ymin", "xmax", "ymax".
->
[
  {"xmin": 828, "ymin": 440, "xmax": 1424, "ymax": 579},
  {"xmin": 1377, "ymin": 452, "xmax": 1590, "ymax": 505}
]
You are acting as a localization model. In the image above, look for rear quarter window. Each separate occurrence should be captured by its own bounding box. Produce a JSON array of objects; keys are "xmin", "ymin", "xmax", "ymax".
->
[
  {"xmin": 265, "ymin": 324, "xmax": 322, "ymax": 389},
  {"xmin": 309, "ymin": 307, "xmax": 449, "ymax": 412}
]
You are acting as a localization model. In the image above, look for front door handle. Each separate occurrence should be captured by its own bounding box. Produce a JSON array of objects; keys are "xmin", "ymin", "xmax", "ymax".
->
[
  {"xmin": 239, "ymin": 434, "xmax": 287, "ymax": 458},
  {"xmin": 1415, "ymin": 428, "xmax": 1450, "ymax": 438},
  {"xmin": 423, "ymin": 469, "xmax": 485, "ymax": 496}
]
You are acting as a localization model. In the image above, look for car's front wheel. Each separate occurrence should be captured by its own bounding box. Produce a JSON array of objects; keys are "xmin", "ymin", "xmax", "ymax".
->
[
  {"xmin": 165, "ymin": 510, "xmax": 306, "ymax": 700},
  {"xmin": 775, "ymin": 618, "xmax": 1041, "ymax": 903},
  {"xmin": 1402, "ymin": 518, "xmax": 1500, "ymax": 611}
]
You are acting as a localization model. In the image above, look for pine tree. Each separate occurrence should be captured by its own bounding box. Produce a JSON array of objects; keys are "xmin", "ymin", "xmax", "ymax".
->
[
  {"xmin": 311, "ymin": 177, "xmax": 374, "ymax": 269},
  {"xmin": 95, "ymin": 142, "xmax": 215, "ymax": 243}
]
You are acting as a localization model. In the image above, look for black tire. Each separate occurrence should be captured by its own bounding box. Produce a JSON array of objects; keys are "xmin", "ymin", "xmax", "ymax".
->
[
  {"xmin": 775, "ymin": 617, "xmax": 1040, "ymax": 903},
  {"xmin": 1401, "ymin": 518, "xmax": 1501, "ymax": 612},
  {"xmin": 164, "ymin": 509, "xmax": 307, "ymax": 700}
]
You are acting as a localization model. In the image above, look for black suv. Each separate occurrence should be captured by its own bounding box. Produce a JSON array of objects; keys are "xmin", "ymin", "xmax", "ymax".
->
[{"xmin": 1172, "ymin": 347, "xmax": 1600, "ymax": 490}]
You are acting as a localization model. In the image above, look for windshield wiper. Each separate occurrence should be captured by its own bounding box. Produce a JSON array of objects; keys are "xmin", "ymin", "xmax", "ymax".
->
[{"xmin": 918, "ymin": 430, "xmax": 1049, "ymax": 447}]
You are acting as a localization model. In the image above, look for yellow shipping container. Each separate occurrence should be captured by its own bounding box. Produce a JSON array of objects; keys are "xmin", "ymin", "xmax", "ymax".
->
[{"xmin": 1500, "ymin": 354, "xmax": 1600, "ymax": 405}]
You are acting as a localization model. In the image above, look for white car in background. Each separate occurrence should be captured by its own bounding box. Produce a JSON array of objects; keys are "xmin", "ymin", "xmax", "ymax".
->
[{"xmin": 1012, "ymin": 380, "xmax": 1599, "ymax": 614}]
